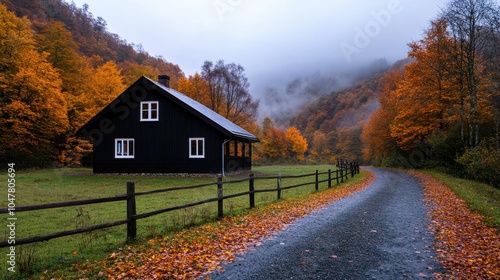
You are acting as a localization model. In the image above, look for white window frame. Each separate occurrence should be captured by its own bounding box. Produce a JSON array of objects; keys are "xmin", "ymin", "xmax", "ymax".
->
[
  {"xmin": 140, "ymin": 101, "xmax": 159, "ymax": 121},
  {"xmin": 115, "ymin": 138, "xmax": 135, "ymax": 159},
  {"xmin": 189, "ymin": 138, "xmax": 205, "ymax": 158}
]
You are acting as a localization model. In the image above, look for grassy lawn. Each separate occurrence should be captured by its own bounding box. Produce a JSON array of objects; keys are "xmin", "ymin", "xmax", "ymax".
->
[
  {"xmin": 0, "ymin": 164, "xmax": 353, "ymax": 278},
  {"xmin": 421, "ymin": 170, "xmax": 500, "ymax": 232}
]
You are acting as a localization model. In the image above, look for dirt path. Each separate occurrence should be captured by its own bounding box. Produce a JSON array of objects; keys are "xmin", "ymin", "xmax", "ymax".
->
[{"xmin": 206, "ymin": 168, "xmax": 446, "ymax": 279}]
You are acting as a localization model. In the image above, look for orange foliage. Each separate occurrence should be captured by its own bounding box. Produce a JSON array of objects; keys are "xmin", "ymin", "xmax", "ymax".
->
[
  {"xmin": 362, "ymin": 68, "xmax": 404, "ymax": 162},
  {"xmin": 119, "ymin": 61, "xmax": 158, "ymax": 85},
  {"xmin": 310, "ymin": 130, "xmax": 330, "ymax": 159},
  {"xmin": 0, "ymin": 4, "xmax": 71, "ymax": 165},
  {"xmin": 177, "ymin": 73, "xmax": 211, "ymax": 107},
  {"xmin": 0, "ymin": 2, "xmax": 192, "ymax": 166},
  {"xmin": 285, "ymin": 126, "xmax": 308, "ymax": 161},
  {"xmin": 412, "ymin": 172, "xmax": 500, "ymax": 279},
  {"xmin": 74, "ymin": 61, "xmax": 126, "ymax": 126},
  {"xmin": 256, "ymin": 121, "xmax": 309, "ymax": 161},
  {"xmin": 12, "ymin": 50, "xmax": 68, "ymax": 134},
  {"xmin": 36, "ymin": 20, "xmax": 82, "ymax": 93},
  {"xmin": 363, "ymin": 18, "xmax": 497, "ymax": 162},
  {"xmin": 261, "ymin": 127, "xmax": 288, "ymax": 159},
  {"xmin": 390, "ymin": 19, "xmax": 460, "ymax": 150}
]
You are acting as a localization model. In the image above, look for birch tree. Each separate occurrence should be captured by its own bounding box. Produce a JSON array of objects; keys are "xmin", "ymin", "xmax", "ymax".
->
[{"xmin": 443, "ymin": 0, "xmax": 500, "ymax": 147}]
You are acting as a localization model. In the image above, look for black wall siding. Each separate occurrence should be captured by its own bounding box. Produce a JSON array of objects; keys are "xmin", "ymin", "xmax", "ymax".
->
[
  {"xmin": 90, "ymin": 88, "xmax": 224, "ymax": 173},
  {"xmin": 78, "ymin": 76, "xmax": 257, "ymax": 174}
]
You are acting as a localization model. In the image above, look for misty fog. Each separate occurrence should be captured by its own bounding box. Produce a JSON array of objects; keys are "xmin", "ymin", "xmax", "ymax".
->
[{"xmin": 258, "ymin": 58, "xmax": 390, "ymax": 123}]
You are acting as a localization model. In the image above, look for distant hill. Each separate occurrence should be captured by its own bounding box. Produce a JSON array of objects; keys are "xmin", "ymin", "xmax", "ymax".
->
[
  {"xmin": 0, "ymin": 0, "xmax": 184, "ymax": 83},
  {"xmin": 289, "ymin": 61, "xmax": 406, "ymax": 162}
]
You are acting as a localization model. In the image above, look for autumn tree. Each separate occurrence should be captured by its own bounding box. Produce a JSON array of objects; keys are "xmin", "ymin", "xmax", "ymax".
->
[
  {"xmin": 257, "ymin": 118, "xmax": 308, "ymax": 161},
  {"xmin": 119, "ymin": 60, "xmax": 157, "ymax": 85},
  {"xmin": 443, "ymin": 0, "xmax": 500, "ymax": 147},
  {"xmin": 362, "ymin": 68, "xmax": 404, "ymax": 164},
  {"xmin": 310, "ymin": 131, "xmax": 330, "ymax": 159},
  {"xmin": 285, "ymin": 126, "xmax": 308, "ymax": 161},
  {"xmin": 201, "ymin": 60, "xmax": 259, "ymax": 126},
  {"xmin": 35, "ymin": 20, "xmax": 82, "ymax": 91},
  {"xmin": 390, "ymin": 19, "xmax": 460, "ymax": 150},
  {"xmin": 177, "ymin": 73, "xmax": 211, "ymax": 106},
  {"xmin": 60, "ymin": 59, "xmax": 127, "ymax": 165},
  {"xmin": 334, "ymin": 126, "xmax": 363, "ymax": 161},
  {"xmin": 261, "ymin": 127, "xmax": 288, "ymax": 160},
  {"xmin": 83, "ymin": 61, "xmax": 126, "ymax": 122},
  {"xmin": 35, "ymin": 19, "xmax": 96, "ymax": 133},
  {"xmin": 261, "ymin": 117, "xmax": 274, "ymax": 136},
  {"xmin": 0, "ymin": 3, "xmax": 34, "ymax": 82},
  {"xmin": 362, "ymin": 15, "xmax": 498, "ymax": 167},
  {"xmin": 0, "ymin": 4, "xmax": 69, "ymax": 165},
  {"xmin": 362, "ymin": 110, "xmax": 395, "ymax": 163}
]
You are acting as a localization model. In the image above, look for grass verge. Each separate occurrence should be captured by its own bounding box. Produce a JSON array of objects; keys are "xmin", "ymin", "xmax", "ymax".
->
[
  {"xmin": 413, "ymin": 171, "xmax": 500, "ymax": 279},
  {"xmin": 0, "ymin": 165, "xmax": 354, "ymax": 279},
  {"xmin": 50, "ymin": 168, "xmax": 372, "ymax": 279},
  {"xmin": 420, "ymin": 170, "xmax": 500, "ymax": 232}
]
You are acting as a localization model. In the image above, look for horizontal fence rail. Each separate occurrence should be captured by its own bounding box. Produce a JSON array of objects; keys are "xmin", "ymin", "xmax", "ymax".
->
[{"xmin": 0, "ymin": 162, "xmax": 360, "ymax": 247}]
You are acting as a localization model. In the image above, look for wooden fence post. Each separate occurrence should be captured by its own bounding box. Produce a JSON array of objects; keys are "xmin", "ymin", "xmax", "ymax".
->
[
  {"xmin": 126, "ymin": 182, "xmax": 136, "ymax": 241},
  {"xmin": 277, "ymin": 172, "xmax": 282, "ymax": 200},
  {"xmin": 217, "ymin": 177, "xmax": 223, "ymax": 218},
  {"xmin": 249, "ymin": 174, "xmax": 255, "ymax": 208},
  {"xmin": 350, "ymin": 162, "xmax": 354, "ymax": 178},
  {"xmin": 328, "ymin": 169, "xmax": 331, "ymax": 188},
  {"xmin": 336, "ymin": 169, "xmax": 339, "ymax": 184},
  {"xmin": 340, "ymin": 168, "xmax": 344, "ymax": 183},
  {"xmin": 315, "ymin": 170, "xmax": 319, "ymax": 191}
]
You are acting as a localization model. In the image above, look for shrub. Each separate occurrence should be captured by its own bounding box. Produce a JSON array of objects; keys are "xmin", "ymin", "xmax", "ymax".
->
[{"xmin": 457, "ymin": 146, "xmax": 500, "ymax": 188}]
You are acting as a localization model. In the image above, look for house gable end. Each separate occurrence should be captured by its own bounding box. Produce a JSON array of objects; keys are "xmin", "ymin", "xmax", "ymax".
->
[
  {"xmin": 77, "ymin": 76, "xmax": 258, "ymax": 143},
  {"xmin": 76, "ymin": 77, "xmax": 150, "ymax": 141},
  {"xmin": 143, "ymin": 77, "xmax": 259, "ymax": 143}
]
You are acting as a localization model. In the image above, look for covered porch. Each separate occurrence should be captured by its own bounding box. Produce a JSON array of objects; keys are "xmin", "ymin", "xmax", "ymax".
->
[{"xmin": 223, "ymin": 139, "xmax": 253, "ymax": 173}]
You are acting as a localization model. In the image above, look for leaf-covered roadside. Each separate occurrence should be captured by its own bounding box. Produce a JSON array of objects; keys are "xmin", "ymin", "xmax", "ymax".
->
[
  {"xmin": 47, "ymin": 172, "xmax": 375, "ymax": 279},
  {"xmin": 412, "ymin": 172, "xmax": 500, "ymax": 279}
]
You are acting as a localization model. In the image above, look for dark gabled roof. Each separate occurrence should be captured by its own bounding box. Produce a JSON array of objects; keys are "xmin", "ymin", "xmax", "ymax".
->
[{"xmin": 77, "ymin": 76, "xmax": 259, "ymax": 143}]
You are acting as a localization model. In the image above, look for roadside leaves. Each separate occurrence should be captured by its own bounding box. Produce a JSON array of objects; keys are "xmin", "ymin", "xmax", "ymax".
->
[
  {"xmin": 72, "ymin": 172, "xmax": 375, "ymax": 279},
  {"xmin": 412, "ymin": 172, "xmax": 500, "ymax": 279}
]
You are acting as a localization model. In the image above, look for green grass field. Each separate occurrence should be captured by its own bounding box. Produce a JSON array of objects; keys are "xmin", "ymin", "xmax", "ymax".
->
[{"xmin": 0, "ymin": 165, "xmax": 352, "ymax": 278}]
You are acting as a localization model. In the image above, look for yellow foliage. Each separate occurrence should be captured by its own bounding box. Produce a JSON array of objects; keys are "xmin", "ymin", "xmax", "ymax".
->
[
  {"xmin": 77, "ymin": 61, "xmax": 126, "ymax": 125},
  {"xmin": 285, "ymin": 126, "xmax": 308, "ymax": 161}
]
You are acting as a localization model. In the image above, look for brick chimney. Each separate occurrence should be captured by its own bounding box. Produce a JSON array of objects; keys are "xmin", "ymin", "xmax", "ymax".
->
[{"xmin": 158, "ymin": 75, "xmax": 170, "ymax": 88}]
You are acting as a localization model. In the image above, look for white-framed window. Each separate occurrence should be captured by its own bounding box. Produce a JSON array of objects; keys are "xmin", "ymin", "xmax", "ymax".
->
[
  {"xmin": 189, "ymin": 138, "xmax": 205, "ymax": 158},
  {"xmin": 115, "ymin": 139, "xmax": 135, "ymax": 159},
  {"xmin": 140, "ymin": 101, "xmax": 159, "ymax": 121}
]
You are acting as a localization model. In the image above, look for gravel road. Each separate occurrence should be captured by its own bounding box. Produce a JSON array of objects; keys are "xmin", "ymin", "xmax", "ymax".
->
[{"xmin": 206, "ymin": 168, "xmax": 446, "ymax": 279}]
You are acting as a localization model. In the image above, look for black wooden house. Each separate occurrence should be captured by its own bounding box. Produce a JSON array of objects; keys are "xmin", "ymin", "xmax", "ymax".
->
[{"xmin": 77, "ymin": 75, "xmax": 259, "ymax": 174}]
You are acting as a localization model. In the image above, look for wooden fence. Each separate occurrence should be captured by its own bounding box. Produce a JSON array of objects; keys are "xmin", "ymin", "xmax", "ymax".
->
[{"xmin": 0, "ymin": 161, "xmax": 360, "ymax": 248}]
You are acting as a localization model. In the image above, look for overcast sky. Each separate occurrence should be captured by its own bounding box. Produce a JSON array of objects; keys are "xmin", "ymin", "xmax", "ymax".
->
[{"xmin": 70, "ymin": 0, "xmax": 449, "ymax": 117}]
